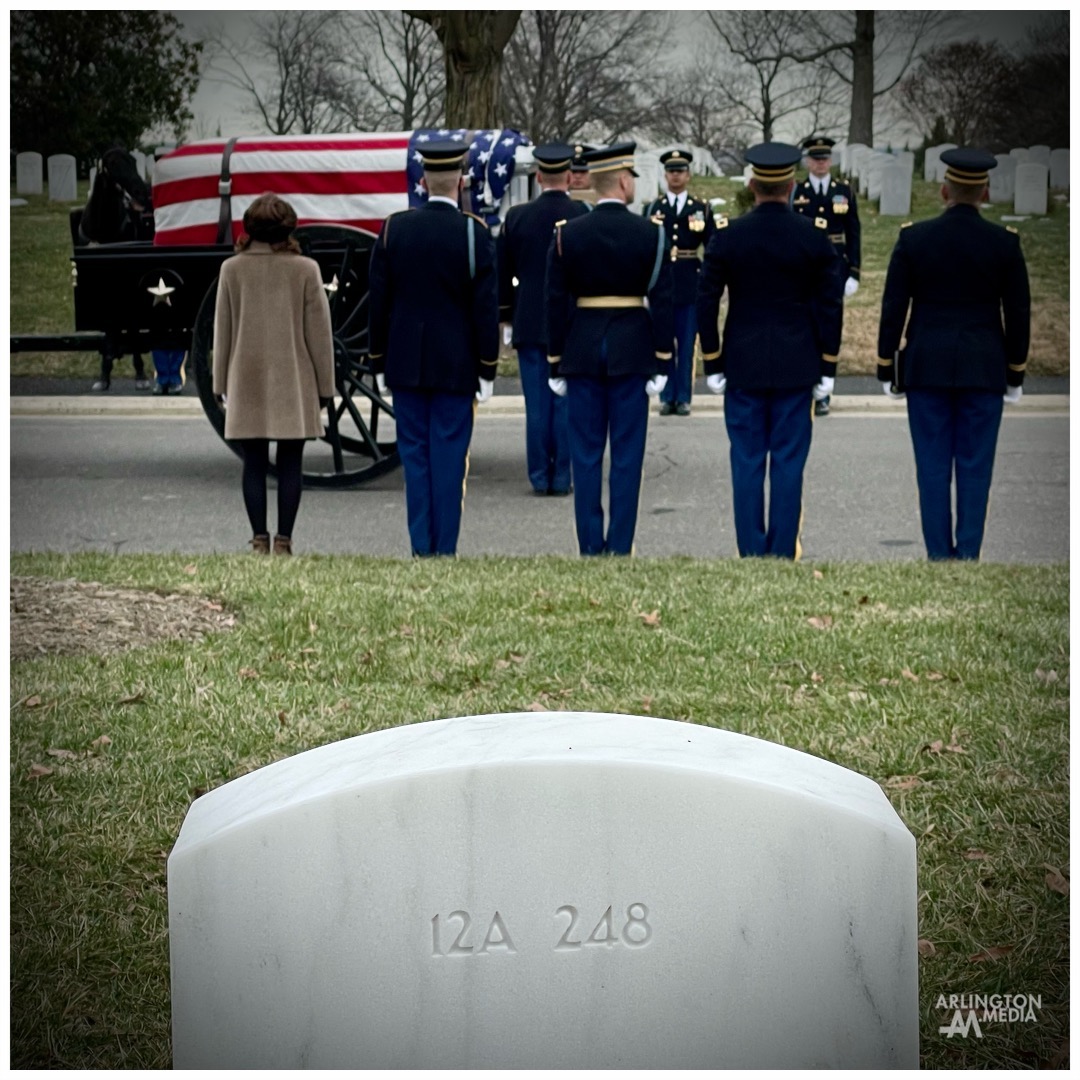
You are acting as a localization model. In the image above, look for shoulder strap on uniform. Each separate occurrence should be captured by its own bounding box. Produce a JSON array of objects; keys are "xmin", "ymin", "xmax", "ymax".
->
[
  {"xmin": 467, "ymin": 214, "xmax": 476, "ymax": 280},
  {"xmin": 216, "ymin": 136, "xmax": 240, "ymax": 245},
  {"xmin": 648, "ymin": 223, "xmax": 665, "ymax": 292}
]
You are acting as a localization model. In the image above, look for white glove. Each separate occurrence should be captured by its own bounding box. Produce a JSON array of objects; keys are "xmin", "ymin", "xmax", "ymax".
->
[
  {"xmin": 375, "ymin": 373, "xmax": 387, "ymax": 396},
  {"xmin": 881, "ymin": 379, "xmax": 905, "ymax": 401},
  {"xmin": 1004, "ymin": 385, "xmax": 1023, "ymax": 404},
  {"xmin": 844, "ymin": 276, "xmax": 859, "ymax": 298},
  {"xmin": 476, "ymin": 378, "xmax": 494, "ymax": 404},
  {"xmin": 548, "ymin": 377, "xmax": 567, "ymax": 397},
  {"xmin": 502, "ymin": 324, "xmax": 513, "ymax": 346},
  {"xmin": 813, "ymin": 376, "xmax": 835, "ymax": 402},
  {"xmin": 707, "ymin": 373, "xmax": 726, "ymax": 395},
  {"xmin": 645, "ymin": 374, "xmax": 668, "ymax": 398}
]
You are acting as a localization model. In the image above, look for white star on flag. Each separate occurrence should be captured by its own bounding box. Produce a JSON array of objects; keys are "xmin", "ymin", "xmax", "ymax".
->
[
  {"xmin": 469, "ymin": 142, "xmax": 479, "ymax": 150},
  {"xmin": 494, "ymin": 162, "xmax": 508, "ymax": 177},
  {"xmin": 479, "ymin": 150, "xmax": 491, "ymax": 164},
  {"xmin": 414, "ymin": 182, "xmax": 425, "ymax": 195},
  {"xmin": 501, "ymin": 136, "xmax": 516, "ymax": 146},
  {"xmin": 416, "ymin": 133, "xmax": 431, "ymax": 142},
  {"xmin": 450, "ymin": 132, "xmax": 464, "ymax": 141},
  {"xmin": 412, "ymin": 151, "xmax": 423, "ymax": 163},
  {"xmin": 147, "ymin": 277, "xmax": 176, "ymax": 306},
  {"xmin": 437, "ymin": 128, "xmax": 450, "ymax": 136}
]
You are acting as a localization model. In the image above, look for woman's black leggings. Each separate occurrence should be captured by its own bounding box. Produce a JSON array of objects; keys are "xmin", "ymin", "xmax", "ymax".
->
[{"xmin": 238, "ymin": 439, "xmax": 305, "ymax": 538}]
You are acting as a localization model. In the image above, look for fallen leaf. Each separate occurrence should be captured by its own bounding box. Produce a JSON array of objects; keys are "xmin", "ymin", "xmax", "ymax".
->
[
  {"xmin": 90, "ymin": 734, "xmax": 112, "ymax": 752},
  {"xmin": 23, "ymin": 695, "xmax": 42, "ymax": 708},
  {"xmin": 964, "ymin": 849, "xmax": 988, "ymax": 860},
  {"xmin": 1034, "ymin": 668, "xmax": 1059, "ymax": 684},
  {"xmin": 524, "ymin": 701, "xmax": 548, "ymax": 712},
  {"xmin": 811, "ymin": 672, "xmax": 824, "ymax": 683},
  {"xmin": 641, "ymin": 695, "xmax": 653, "ymax": 713},
  {"xmin": 969, "ymin": 944, "xmax": 1014, "ymax": 963},
  {"xmin": 847, "ymin": 690, "xmax": 868, "ymax": 702},
  {"xmin": 358, "ymin": 650, "xmax": 375, "ymax": 665},
  {"xmin": 923, "ymin": 740, "xmax": 944, "ymax": 755},
  {"xmin": 1044, "ymin": 864, "xmax": 1070, "ymax": 896},
  {"xmin": 945, "ymin": 739, "xmax": 967, "ymax": 755},
  {"xmin": 901, "ymin": 668, "xmax": 919, "ymax": 682},
  {"xmin": 116, "ymin": 690, "xmax": 145, "ymax": 705},
  {"xmin": 638, "ymin": 609, "xmax": 661, "ymax": 628},
  {"xmin": 807, "ymin": 615, "xmax": 833, "ymax": 630},
  {"xmin": 509, "ymin": 653, "xmax": 526, "ymax": 664},
  {"xmin": 238, "ymin": 667, "xmax": 259, "ymax": 680},
  {"xmin": 926, "ymin": 671, "xmax": 945, "ymax": 681},
  {"xmin": 202, "ymin": 600, "xmax": 223, "ymax": 612},
  {"xmin": 398, "ymin": 624, "xmax": 414, "ymax": 638},
  {"xmin": 878, "ymin": 677, "xmax": 899, "ymax": 686},
  {"xmin": 917, "ymin": 939, "xmax": 937, "ymax": 958},
  {"xmin": 46, "ymin": 748, "xmax": 79, "ymax": 760},
  {"xmin": 812, "ymin": 569, "xmax": 824, "ymax": 580},
  {"xmin": 27, "ymin": 763, "xmax": 54, "ymax": 779},
  {"xmin": 857, "ymin": 595, "xmax": 870, "ymax": 605},
  {"xmin": 308, "ymin": 621, "xmax": 318, "ymax": 635},
  {"xmin": 277, "ymin": 711, "xmax": 288, "ymax": 727},
  {"xmin": 495, "ymin": 659, "xmax": 511, "ymax": 670},
  {"xmin": 885, "ymin": 775, "xmax": 922, "ymax": 791},
  {"xmin": 183, "ymin": 564, "xmax": 197, "ymax": 576},
  {"xmin": 588, "ymin": 598, "xmax": 601, "ymax": 607}
]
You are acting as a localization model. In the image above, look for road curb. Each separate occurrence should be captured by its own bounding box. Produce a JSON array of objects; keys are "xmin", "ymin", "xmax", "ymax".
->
[{"xmin": 9, "ymin": 394, "xmax": 1070, "ymax": 418}]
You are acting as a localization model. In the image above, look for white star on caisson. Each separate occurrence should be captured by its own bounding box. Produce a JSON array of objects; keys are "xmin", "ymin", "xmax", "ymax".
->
[
  {"xmin": 323, "ymin": 274, "xmax": 339, "ymax": 295},
  {"xmin": 416, "ymin": 133, "xmax": 431, "ymax": 142},
  {"xmin": 479, "ymin": 150, "xmax": 492, "ymax": 164},
  {"xmin": 494, "ymin": 162, "xmax": 508, "ymax": 177},
  {"xmin": 501, "ymin": 136, "xmax": 516, "ymax": 146},
  {"xmin": 414, "ymin": 182, "xmax": 426, "ymax": 196},
  {"xmin": 147, "ymin": 277, "xmax": 176, "ymax": 306}
]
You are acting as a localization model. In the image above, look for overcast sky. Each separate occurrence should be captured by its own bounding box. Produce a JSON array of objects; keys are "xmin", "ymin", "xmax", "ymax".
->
[{"xmin": 173, "ymin": 9, "xmax": 1060, "ymax": 143}]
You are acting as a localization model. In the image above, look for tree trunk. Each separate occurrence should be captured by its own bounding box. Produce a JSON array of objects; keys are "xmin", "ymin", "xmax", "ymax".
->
[
  {"xmin": 409, "ymin": 10, "xmax": 521, "ymax": 129},
  {"xmin": 848, "ymin": 11, "xmax": 874, "ymax": 144}
]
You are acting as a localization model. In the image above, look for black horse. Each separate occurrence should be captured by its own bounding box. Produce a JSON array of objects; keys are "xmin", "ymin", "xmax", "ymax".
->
[{"xmin": 76, "ymin": 147, "xmax": 155, "ymax": 389}]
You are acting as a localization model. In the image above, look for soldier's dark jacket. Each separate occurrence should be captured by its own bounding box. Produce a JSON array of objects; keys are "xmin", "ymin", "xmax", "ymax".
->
[
  {"xmin": 792, "ymin": 175, "xmax": 861, "ymax": 280},
  {"xmin": 368, "ymin": 202, "xmax": 499, "ymax": 396},
  {"xmin": 877, "ymin": 205, "xmax": 1030, "ymax": 391},
  {"xmin": 497, "ymin": 190, "xmax": 588, "ymax": 348},
  {"xmin": 545, "ymin": 202, "xmax": 674, "ymax": 378},
  {"xmin": 696, "ymin": 202, "xmax": 844, "ymax": 390},
  {"xmin": 641, "ymin": 192, "xmax": 717, "ymax": 304}
]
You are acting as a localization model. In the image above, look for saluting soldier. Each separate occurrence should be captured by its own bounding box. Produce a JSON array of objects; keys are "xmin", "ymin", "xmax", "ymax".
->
[
  {"xmin": 497, "ymin": 143, "xmax": 589, "ymax": 496},
  {"xmin": 877, "ymin": 148, "xmax": 1030, "ymax": 562},
  {"xmin": 546, "ymin": 142, "xmax": 674, "ymax": 556},
  {"xmin": 368, "ymin": 141, "xmax": 499, "ymax": 557},
  {"xmin": 642, "ymin": 149, "xmax": 716, "ymax": 416},
  {"xmin": 792, "ymin": 136, "xmax": 861, "ymax": 415},
  {"xmin": 567, "ymin": 143, "xmax": 597, "ymax": 207},
  {"xmin": 697, "ymin": 142, "xmax": 844, "ymax": 560}
]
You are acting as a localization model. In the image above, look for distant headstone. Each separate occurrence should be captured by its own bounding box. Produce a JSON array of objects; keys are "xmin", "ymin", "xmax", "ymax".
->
[
  {"xmin": 845, "ymin": 143, "xmax": 867, "ymax": 179},
  {"xmin": 10, "ymin": 198, "xmax": 28, "ymax": 208},
  {"xmin": 632, "ymin": 154, "xmax": 661, "ymax": 214},
  {"xmin": 47, "ymin": 153, "xmax": 77, "ymax": 201},
  {"xmin": 897, "ymin": 150, "xmax": 915, "ymax": 177},
  {"xmin": 1049, "ymin": 148, "xmax": 1069, "ymax": 189},
  {"xmin": 88, "ymin": 166, "xmax": 97, "ymax": 191},
  {"xmin": 990, "ymin": 155, "xmax": 1016, "ymax": 202},
  {"xmin": 1009, "ymin": 148, "xmax": 1030, "ymax": 164},
  {"xmin": 933, "ymin": 143, "xmax": 957, "ymax": 182},
  {"xmin": 923, "ymin": 145, "xmax": 942, "ymax": 182},
  {"xmin": 879, "ymin": 162, "xmax": 912, "ymax": 216},
  {"xmin": 867, "ymin": 153, "xmax": 891, "ymax": 200},
  {"xmin": 1027, "ymin": 145, "xmax": 1051, "ymax": 170},
  {"xmin": 1014, "ymin": 162, "xmax": 1049, "ymax": 214},
  {"xmin": 169, "ymin": 713, "xmax": 919, "ymax": 1069},
  {"xmin": 132, "ymin": 149, "xmax": 147, "ymax": 181},
  {"xmin": 16, "ymin": 151, "xmax": 43, "ymax": 195}
]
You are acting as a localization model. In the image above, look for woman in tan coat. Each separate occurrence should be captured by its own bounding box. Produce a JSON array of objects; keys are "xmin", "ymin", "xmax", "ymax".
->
[{"xmin": 213, "ymin": 194, "xmax": 335, "ymax": 554}]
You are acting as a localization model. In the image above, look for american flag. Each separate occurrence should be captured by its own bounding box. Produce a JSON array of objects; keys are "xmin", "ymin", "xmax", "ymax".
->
[{"xmin": 153, "ymin": 129, "xmax": 531, "ymax": 246}]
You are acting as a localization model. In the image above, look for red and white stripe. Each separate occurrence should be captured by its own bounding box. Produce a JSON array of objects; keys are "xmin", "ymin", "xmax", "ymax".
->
[{"xmin": 152, "ymin": 133, "xmax": 413, "ymax": 246}]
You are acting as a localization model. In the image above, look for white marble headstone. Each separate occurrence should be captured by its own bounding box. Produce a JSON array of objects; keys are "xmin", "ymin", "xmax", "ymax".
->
[
  {"xmin": 47, "ymin": 153, "xmax": 77, "ymax": 201},
  {"xmin": 1009, "ymin": 147, "xmax": 1031, "ymax": 164},
  {"xmin": 879, "ymin": 162, "xmax": 912, "ymax": 215},
  {"xmin": 990, "ymin": 155, "xmax": 1016, "ymax": 202},
  {"xmin": 1027, "ymin": 144, "xmax": 1051, "ymax": 170},
  {"xmin": 1049, "ymin": 148, "xmax": 1069, "ymax": 189},
  {"xmin": 933, "ymin": 143, "xmax": 957, "ymax": 182},
  {"xmin": 1014, "ymin": 162, "xmax": 1049, "ymax": 214},
  {"xmin": 923, "ymin": 144, "xmax": 943, "ymax": 182},
  {"xmin": 16, "ymin": 151, "xmax": 42, "ymax": 195},
  {"xmin": 866, "ymin": 152, "xmax": 892, "ymax": 200},
  {"xmin": 845, "ymin": 142, "xmax": 867, "ymax": 179},
  {"xmin": 169, "ymin": 713, "xmax": 919, "ymax": 1069}
]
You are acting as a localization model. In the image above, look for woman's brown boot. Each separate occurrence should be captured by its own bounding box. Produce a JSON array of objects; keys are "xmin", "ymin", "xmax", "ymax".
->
[
  {"xmin": 250, "ymin": 534, "xmax": 271, "ymax": 554},
  {"xmin": 272, "ymin": 534, "xmax": 293, "ymax": 556}
]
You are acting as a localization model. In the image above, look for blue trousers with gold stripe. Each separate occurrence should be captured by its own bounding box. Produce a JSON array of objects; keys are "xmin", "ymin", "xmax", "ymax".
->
[
  {"xmin": 906, "ymin": 389, "xmax": 1003, "ymax": 561},
  {"xmin": 660, "ymin": 303, "xmax": 698, "ymax": 406},
  {"xmin": 724, "ymin": 387, "xmax": 813, "ymax": 559},
  {"xmin": 519, "ymin": 346, "xmax": 571, "ymax": 494},
  {"xmin": 567, "ymin": 373, "xmax": 649, "ymax": 555},
  {"xmin": 393, "ymin": 389, "xmax": 474, "ymax": 557}
]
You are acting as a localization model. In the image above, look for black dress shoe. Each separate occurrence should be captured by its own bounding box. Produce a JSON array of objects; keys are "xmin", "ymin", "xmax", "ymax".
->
[
  {"xmin": 659, "ymin": 401, "xmax": 674, "ymax": 416},
  {"xmin": 153, "ymin": 384, "xmax": 166, "ymax": 396},
  {"xmin": 549, "ymin": 487, "xmax": 572, "ymax": 497},
  {"xmin": 91, "ymin": 379, "xmax": 110, "ymax": 392},
  {"xmin": 675, "ymin": 401, "xmax": 691, "ymax": 416},
  {"xmin": 815, "ymin": 396, "xmax": 831, "ymax": 417}
]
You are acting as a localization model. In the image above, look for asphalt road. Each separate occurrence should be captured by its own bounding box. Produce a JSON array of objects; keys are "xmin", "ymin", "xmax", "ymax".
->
[{"xmin": 10, "ymin": 407, "xmax": 1069, "ymax": 562}]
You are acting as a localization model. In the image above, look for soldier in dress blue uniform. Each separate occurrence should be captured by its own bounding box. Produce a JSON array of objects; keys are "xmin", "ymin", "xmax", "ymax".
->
[
  {"xmin": 546, "ymin": 142, "xmax": 675, "ymax": 556},
  {"xmin": 877, "ymin": 148, "xmax": 1030, "ymax": 562},
  {"xmin": 697, "ymin": 142, "xmax": 844, "ymax": 560},
  {"xmin": 368, "ymin": 141, "xmax": 499, "ymax": 557},
  {"xmin": 497, "ymin": 143, "xmax": 589, "ymax": 496},
  {"xmin": 567, "ymin": 143, "xmax": 597, "ymax": 208},
  {"xmin": 792, "ymin": 136, "xmax": 861, "ymax": 416},
  {"xmin": 642, "ymin": 149, "xmax": 716, "ymax": 416}
]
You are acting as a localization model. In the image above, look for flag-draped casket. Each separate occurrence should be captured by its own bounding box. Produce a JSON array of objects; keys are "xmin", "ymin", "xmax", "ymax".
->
[{"xmin": 151, "ymin": 129, "xmax": 531, "ymax": 246}]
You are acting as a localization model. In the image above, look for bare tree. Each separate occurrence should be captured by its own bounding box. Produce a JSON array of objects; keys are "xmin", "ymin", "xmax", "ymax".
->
[
  {"xmin": 648, "ymin": 56, "xmax": 756, "ymax": 152},
  {"xmin": 500, "ymin": 11, "xmax": 667, "ymax": 144},
  {"xmin": 340, "ymin": 11, "xmax": 444, "ymax": 130},
  {"xmin": 405, "ymin": 11, "xmax": 521, "ymax": 128},
  {"xmin": 205, "ymin": 12, "xmax": 354, "ymax": 135}
]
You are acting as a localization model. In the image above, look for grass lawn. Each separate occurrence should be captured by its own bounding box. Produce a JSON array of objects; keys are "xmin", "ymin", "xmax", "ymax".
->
[
  {"xmin": 9, "ymin": 172, "xmax": 1070, "ymax": 382},
  {"xmin": 10, "ymin": 553, "xmax": 1069, "ymax": 1068}
]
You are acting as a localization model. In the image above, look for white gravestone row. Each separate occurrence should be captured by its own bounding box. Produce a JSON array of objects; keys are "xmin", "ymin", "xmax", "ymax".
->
[
  {"xmin": 844, "ymin": 143, "xmax": 867, "ymax": 180},
  {"xmin": 1014, "ymin": 162, "xmax": 1049, "ymax": 215},
  {"xmin": 1009, "ymin": 147, "xmax": 1030, "ymax": 165},
  {"xmin": 1027, "ymin": 144, "xmax": 1051, "ymax": 170},
  {"xmin": 990, "ymin": 154, "xmax": 1017, "ymax": 202},
  {"xmin": 169, "ymin": 712, "xmax": 919, "ymax": 1069},
  {"xmin": 47, "ymin": 154, "xmax": 77, "ymax": 201},
  {"xmin": 1049, "ymin": 148, "xmax": 1069, "ymax": 189},
  {"xmin": 16, "ymin": 151, "xmax": 43, "ymax": 195}
]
